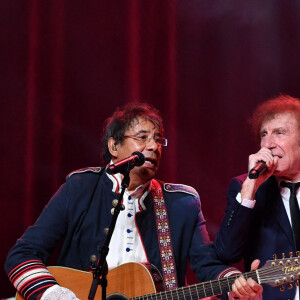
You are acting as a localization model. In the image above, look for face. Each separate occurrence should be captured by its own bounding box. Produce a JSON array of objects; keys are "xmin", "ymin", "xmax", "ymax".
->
[
  {"xmin": 260, "ymin": 112, "xmax": 300, "ymax": 181},
  {"xmin": 111, "ymin": 117, "xmax": 163, "ymax": 186}
]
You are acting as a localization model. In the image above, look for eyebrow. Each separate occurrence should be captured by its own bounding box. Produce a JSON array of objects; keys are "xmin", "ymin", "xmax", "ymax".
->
[
  {"xmin": 272, "ymin": 127, "xmax": 286, "ymax": 132},
  {"xmin": 135, "ymin": 130, "xmax": 150, "ymax": 134},
  {"xmin": 260, "ymin": 127, "xmax": 287, "ymax": 135},
  {"xmin": 134, "ymin": 129, "xmax": 162, "ymax": 136}
]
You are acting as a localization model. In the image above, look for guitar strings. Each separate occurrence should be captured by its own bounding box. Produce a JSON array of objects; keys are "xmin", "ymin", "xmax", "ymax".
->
[{"xmin": 131, "ymin": 263, "xmax": 300, "ymax": 300}]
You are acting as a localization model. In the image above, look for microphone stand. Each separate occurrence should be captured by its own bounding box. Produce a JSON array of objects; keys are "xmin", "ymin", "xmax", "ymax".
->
[{"xmin": 88, "ymin": 168, "xmax": 131, "ymax": 300}]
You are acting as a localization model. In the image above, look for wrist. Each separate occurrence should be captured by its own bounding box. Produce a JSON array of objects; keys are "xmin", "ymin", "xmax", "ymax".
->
[{"xmin": 241, "ymin": 177, "xmax": 259, "ymax": 200}]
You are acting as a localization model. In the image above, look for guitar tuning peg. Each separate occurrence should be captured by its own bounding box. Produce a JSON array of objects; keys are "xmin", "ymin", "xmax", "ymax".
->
[
  {"xmin": 280, "ymin": 285, "xmax": 285, "ymax": 292},
  {"xmin": 289, "ymin": 251, "xmax": 293, "ymax": 257},
  {"xmin": 271, "ymin": 261, "xmax": 276, "ymax": 267},
  {"xmin": 111, "ymin": 208, "xmax": 115, "ymax": 215},
  {"xmin": 273, "ymin": 253, "xmax": 278, "ymax": 260},
  {"xmin": 282, "ymin": 253, "xmax": 285, "ymax": 258},
  {"xmin": 283, "ymin": 277, "xmax": 287, "ymax": 283},
  {"xmin": 287, "ymin": 283, "xmax": 293, "ymax": 289},
  {"xmin": 296, "ymin": 251, "xmax": 300, "ymax": 257}
]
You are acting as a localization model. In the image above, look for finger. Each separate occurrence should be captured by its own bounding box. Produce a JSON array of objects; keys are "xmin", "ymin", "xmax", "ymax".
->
[
  {"xmin": 257, "ymin": 147, "xmax": 274, "ymax": 158},
  {"xmin": 248, "ymin": 151, "xmax": 274, "ymax": 169},
  {"xmin": 228, "ymin": 291, "xmax": 241, "ymax": 300},
  {"xmin": 247, "ymin": 278, "xmax": 264, "ymax": 294},
  {"xmin": 231, "ymin": 282, "xmax": 244, "ymax": 299},
  {"xmin": 250, "ymin": 259, "xmax": 260, "ymax": 270},
  {"xmin": 234, "ymin": 276, "xmax": 259, "ymax": 298},
  {"xmin": 256, "ymin": 151, "xmax": 274, "ymax": 168},
  {"xmin": 232, "ymin": 276, "xmax": 249, "ymax": 297},
  {"xmin": 272, "ymin": 155, "xmax": 280, "ymax": 169}
]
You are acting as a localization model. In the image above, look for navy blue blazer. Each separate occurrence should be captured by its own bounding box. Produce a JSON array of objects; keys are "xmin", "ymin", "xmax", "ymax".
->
[
  {"xmin": 215, "ymin": 174, "xmax": 297, "ymax": 300},
  {"xmin": 6, "ymin": 168, "xmax": 236, "ymax": 300}
]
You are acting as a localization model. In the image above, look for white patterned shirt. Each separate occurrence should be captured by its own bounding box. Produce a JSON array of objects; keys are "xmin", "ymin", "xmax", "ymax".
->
[{"xmin": 106, "ymin": 171, "xmax": 151, "ymax": 269}]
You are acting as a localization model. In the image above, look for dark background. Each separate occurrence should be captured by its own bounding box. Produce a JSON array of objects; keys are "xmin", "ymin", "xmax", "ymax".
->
[{"xmin": 2, "ymin": 0, "xmax": 300, "ymax": 297}]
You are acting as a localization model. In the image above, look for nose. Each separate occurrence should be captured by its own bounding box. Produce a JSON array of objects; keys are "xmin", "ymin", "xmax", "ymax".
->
[
  {"xmin": 145, "ymin": 136, "xmax": 160, "ymax": 151},
  {"xmin": 261, "ymin": 135, "xmax": 276, "ymax": 149}
]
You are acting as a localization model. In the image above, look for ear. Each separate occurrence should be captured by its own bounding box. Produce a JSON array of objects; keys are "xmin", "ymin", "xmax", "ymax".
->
[{"xmin": 108, "ymin": 137, "xmax": 118, "ymax": 159}]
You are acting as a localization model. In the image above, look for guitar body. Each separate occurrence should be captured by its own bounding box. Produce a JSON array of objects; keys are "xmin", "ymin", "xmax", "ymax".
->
[{"xmin": 16, "ymin": 262, "xmax": 165, "ymax": 300}]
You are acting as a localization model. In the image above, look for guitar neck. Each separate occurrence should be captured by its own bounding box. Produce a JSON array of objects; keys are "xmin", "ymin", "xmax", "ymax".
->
[
  {"xmin": 15, "ymin": 257, "xmax": 299, "ymax": 300},
  {"xmin": 133, "ymin": 270, "xmax": 257, "ymax": 300}
]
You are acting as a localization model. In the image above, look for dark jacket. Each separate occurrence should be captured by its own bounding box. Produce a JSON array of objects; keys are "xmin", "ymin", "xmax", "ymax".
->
[
  {"xmin": 6, "ymin": 168, "xmax": 237, "ymax": 299},
  {"xmin": 215, "ymin": 174, "xmax": 297, "ymax": 300}
]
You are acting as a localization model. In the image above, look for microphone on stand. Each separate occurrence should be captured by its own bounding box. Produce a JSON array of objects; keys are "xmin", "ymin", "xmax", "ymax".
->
[
  {"xmin": 106, "ymin": 151, "xmax": 145, "ymax": 175},
  {"xmin": 248, "ymin": 161, "xmax": 267, "ymax": 179}
]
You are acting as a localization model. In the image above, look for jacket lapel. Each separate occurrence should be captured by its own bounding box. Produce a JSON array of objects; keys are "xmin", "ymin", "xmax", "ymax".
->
[{"xmin": 261, "ymin": 177, "xmax": 295, "ymax": 247}]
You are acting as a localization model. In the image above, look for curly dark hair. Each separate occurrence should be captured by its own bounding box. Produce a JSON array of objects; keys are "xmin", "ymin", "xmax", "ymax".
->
[
  {"xmin": 101, "ymin": 102, "xmax": 164, "ymax": 164},
  {"xmin": 250, "ymin": 94, "xmax": 300, "ymax": 140}
]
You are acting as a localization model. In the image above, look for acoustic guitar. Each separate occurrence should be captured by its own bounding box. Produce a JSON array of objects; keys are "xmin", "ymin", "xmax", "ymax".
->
[{"xmin": 16, "ymin": 256, "xmax": 300, "ymax": 299}]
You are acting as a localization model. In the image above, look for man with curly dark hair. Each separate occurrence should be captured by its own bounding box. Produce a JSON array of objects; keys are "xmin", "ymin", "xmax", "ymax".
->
[{"xmin": 6, "ymin": 102, "xmax": 261, "ymax": 300}]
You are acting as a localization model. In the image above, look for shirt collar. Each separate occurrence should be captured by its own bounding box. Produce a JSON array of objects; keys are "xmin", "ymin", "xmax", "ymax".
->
[
  {"xmin": 276, "ymin": 177, "xmax": 300, "ymax": 197},
  {"xmin": 105, "ymin": 162, "xmax": 152, "ymax": 207}
]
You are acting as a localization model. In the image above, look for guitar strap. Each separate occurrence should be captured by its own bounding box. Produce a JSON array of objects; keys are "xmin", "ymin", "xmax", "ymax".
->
[{"xmin": 151, "ymin": 179, "xmax": 178, "ymax": 290}]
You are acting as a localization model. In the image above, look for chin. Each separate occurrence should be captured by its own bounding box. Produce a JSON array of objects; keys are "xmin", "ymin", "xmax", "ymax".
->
[
  {"xmin": 273, "ymin": 168, "xmax": 289, "ymax": 178},
  {"xmin": 273, "ymin": 169, "xmax": 281, "ymax": 175},
  {"xmin": 140, "ymin": 167, "xmax": 156, "ymax": 180}
]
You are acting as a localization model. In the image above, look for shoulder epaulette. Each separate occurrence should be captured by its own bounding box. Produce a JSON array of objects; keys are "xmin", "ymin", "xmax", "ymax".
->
[
  {"xmin": 163, "ymin": 183, "xmax": 199, "ymax": 198},
  {"xmin": 67, "ymin": 167, "xmax": 102, "ymax": 178}
]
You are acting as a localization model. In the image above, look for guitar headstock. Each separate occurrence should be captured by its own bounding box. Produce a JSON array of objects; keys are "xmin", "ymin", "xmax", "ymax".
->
[{"xmin": 259, "ymin": 251, "xmax": 300, "ymax": 291}]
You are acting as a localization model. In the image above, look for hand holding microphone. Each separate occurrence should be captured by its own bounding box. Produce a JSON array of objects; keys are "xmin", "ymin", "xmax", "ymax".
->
[
  {"xmin": 243, "ymin": 149, "xmax": 278, "ymax": 200},
  {"xmin": 248, "ymin": 148, "xmax": 279, "ymax": 179}
]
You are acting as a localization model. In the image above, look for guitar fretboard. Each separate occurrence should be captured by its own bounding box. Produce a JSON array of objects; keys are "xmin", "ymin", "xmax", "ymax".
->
[{"xmin": 133, "ymin": 271, "xmax": 258, "ymax": 300}]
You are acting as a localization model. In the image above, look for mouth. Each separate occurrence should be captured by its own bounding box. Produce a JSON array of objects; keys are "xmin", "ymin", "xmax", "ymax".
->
[
  {"xmin": 272, "ymin": 154, "xmax": 283, "ymax": 159},
  {"xmin": 144, "ymin": 157, "xmax": 157, "ymax": 167}
]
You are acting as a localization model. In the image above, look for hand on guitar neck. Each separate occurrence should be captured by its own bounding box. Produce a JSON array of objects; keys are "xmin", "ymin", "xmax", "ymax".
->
[{"xmin": 229, "ymin": 259, "xmax": 263, "ymax": 300}]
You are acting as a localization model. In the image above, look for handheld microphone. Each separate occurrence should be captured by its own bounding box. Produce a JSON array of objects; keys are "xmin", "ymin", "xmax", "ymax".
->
[
  {"xmin": 248, "ymin": 161, "xmax": 267, "ymax": 179},
  {"xmin": 106, "ymin": 151, "xmax": 145, "ymax": 175}
]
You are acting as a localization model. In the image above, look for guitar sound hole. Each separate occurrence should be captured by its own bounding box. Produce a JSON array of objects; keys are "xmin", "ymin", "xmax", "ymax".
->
[{"xmin": 107, "ymin": 293, "xmax": 129, "ymax": 300}]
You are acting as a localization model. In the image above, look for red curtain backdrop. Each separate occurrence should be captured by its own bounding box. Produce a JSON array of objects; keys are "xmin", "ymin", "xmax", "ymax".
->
[{"xmin": 2, "ymin": 0, "xmax": 300, "ymax": 297}]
